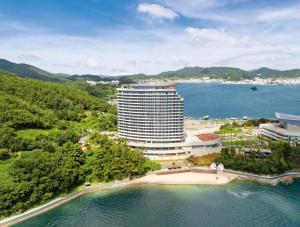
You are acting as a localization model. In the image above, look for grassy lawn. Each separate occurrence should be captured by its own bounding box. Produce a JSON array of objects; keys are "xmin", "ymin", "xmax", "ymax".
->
[
  {"xmin": 218, "ymin": 124, "xmax": 242, "ymax": 134},
  {"xmin": 144, "ymin": 160, "xmax": 161, "ymax": 171},
  {"xmin": 74, "ymin": 115, "xmax": 101, "ymax": 130},
  {"xmin": 16, "ymin": 128, "xmax": 60, "ymax": 140},
  {"xmin": 0, "ymin": 158, "xmax": 17, "ymax": 189},
  {"xmin": 222, "ymin": 138, "xmax": 265, "ymax": 147}
]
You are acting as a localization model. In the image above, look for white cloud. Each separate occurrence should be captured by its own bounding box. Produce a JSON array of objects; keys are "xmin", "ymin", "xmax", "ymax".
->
[
  {"xmin": 158, "ymin": 0, "xmax": 248, "ymax": 23},
  {"xmin": 137, "ymin": 3, "xmax": 178, "ymax": 20},
  {"xmin": 86, "ymin": 58, "xmax": 99, "ymax": 67},
  {"xmin": 258, "ymin": 6, "xmax": 300, "ymax": 22},
  {"xmin": 185, "ymin": 27, "xmax": 249, "ymax": 46}
]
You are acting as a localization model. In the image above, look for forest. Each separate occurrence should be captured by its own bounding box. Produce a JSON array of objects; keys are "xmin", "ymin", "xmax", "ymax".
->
[
  {"xmin": 216, "ymin": 141, "xmax": 300, "ymax": 174},
  {"xmin": 0, "ymin": 73, "xmax": 149, "ymax": 218}
]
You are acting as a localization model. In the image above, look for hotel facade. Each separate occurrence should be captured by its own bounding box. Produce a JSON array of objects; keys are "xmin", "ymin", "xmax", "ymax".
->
[{"xmin": 117, "ymin": 83, "xmax": 221, "ymax": 160}]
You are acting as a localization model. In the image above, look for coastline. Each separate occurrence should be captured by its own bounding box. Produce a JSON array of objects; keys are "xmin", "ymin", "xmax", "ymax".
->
[
  {"xmin": 171, "ymin": 78, "xmax": 300, "ymax": 86},
  {"xmin": 1, "ymin": 170, "xmax": 300, "ymax": 227}
]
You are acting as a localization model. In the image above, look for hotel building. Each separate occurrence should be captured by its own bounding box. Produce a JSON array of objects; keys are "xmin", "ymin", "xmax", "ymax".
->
[
  {"xmin": 259, "ymin": 112, "xmax": 300, "ymax": 144},
  {"xmin": 117, "ymin": 83, "xmax": 221, "ymax": 160}
]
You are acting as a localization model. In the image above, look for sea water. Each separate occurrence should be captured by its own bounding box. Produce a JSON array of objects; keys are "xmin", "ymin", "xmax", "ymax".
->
[
  {"xmin": 176, "ymin": 83, "xmax": 300, "ymax": 119},
  {"xmin": 16, "ymin": 181, "xmax": 300, "ymax": 227}
]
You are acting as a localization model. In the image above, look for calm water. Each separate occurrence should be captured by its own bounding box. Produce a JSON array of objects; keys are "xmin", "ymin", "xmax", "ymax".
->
[
  {"xmin": 176, "ymin": 83, "xmax": 300, "ymax": 119},
  {"xmin": 16, "ymin": 181, "xmax": 300, "ymax": 227}
]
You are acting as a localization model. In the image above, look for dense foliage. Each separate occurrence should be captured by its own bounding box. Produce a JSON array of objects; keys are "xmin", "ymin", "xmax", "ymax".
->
[
  {"xmin": 218, "ymin": 122, "xmax": 242, "ymax": 134},
  {"xmin": 85, "ymin": 134, "xmax": 147, "ymax": 182},
  {"xmin": 216, "ymin": 142, "xmax": 300, "ymax": 174},
  {"xmin": 0, "ymin": 74, "xmax": 111, "ymax": 124},
  {"xmin": 0, "ymin": 73, "xmax": 151, "ymax": 218},
  {"xmin": 0, "ymin": 134, "xmax": 148, "ymax": 217},
  {"xmin": 242, "ymin": 118, "xmax": 278, "ymax": 127}
]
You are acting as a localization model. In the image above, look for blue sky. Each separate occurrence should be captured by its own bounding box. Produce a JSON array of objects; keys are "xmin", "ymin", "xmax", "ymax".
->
[{"xmin": 1, "ymin": 0, "xmax": 300, "ymax": 75}]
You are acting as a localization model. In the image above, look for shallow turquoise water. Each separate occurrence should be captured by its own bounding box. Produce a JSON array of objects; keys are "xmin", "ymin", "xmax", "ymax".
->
[
  {"xmin": 176, "ymin": 83, "xmax": 300, "ymax": 119},
  {"xmin": 16, "ymin": 180, "xmax": 300, "ymax": 227}
]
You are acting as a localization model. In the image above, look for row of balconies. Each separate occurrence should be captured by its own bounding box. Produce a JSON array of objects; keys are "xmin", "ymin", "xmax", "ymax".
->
[
  {"xmin": 119, "ymin": 129, "xmax": 184, "ymax": 134},
  {"xmin": 118, "ymin": 108, "xmax": 183, "ymax": 112},
  {"xmin": 119, "ymin": 122, "xmax": 183, "ymax": 126},
  {"xmin": 119, "ymin": 135, "xmax": 184, "ymax": 142},
  {"xmin": 118, "ymin": 112, "xmax": 183, "ymax": 117},
  {"xmin": 117, "ymin": 97, "xmax": 182, "ymax": 100},
  {"xmin": 117, "ymin": 94, "xmax": 180, "ymax": 98},
  {"xmin": 118, "ymin": 116, "xmax": 184, "ymax": 121},
  {"xmin": 118, "ymin": 103, "xmax": 183, "ymax": 108},
  {"xmin": 119, "ymin": 129, "xmax": 183, "ymax": 133},
  {"xmin": 118, "ymin": 125, "xmax": 183, "ymax": 130},
  {"xmin": 118, "ymin": 101, "xmax": 183, "ymax": 105},
  {"xmin": 119, "ymin": 120, "xmax": 183, "ymax": 124},
  {"xmin": 119, "ymin": 130, "xmax": 184, "ymax": 135},
  {"xmin": 118, "ymin": 92, "xmax": 178, "ymax": 96},
  {"xmin": 118, "ymin": 121, "xmax": 184, "ymax": 125}
]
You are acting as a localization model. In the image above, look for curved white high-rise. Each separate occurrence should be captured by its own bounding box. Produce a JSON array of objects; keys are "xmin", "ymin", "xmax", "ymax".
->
[
  {"xmin": 117, "ymin": 83, "xmax": 184, "ymax": 144},
  {"xmin": 117, "ymin": 82, "xmax": 221, "ymax": 160}
]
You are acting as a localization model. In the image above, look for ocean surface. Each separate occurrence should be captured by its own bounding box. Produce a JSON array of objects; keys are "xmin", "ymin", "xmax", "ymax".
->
[
  {"xmin": 176, "ymin": 83, "xmax": 300, "ymax": 119},
  {"xmin": 16, "ymin": 181, "xmax": 300, "ymax": 227}
]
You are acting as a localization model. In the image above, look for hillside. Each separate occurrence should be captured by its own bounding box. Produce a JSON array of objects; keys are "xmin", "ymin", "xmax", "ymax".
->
[
  {"xmin": 0, "ymin": 59, "xmax": 69, "ymax": 82},
  {"xmin": 252, "ymin": 67, "xmax": 300, "ymax": 78},
  {"xmin": 0, "ymin": 73, "xmax": 112, "ymax": 126},
  {"xmin": 0, "ymin": 72, "xmax": 152, "ymax": 218},
  {"xmin": 125, "ymin": 67, "xmax": 300, "ymax": 81},
  {"xmin": 157, "ymin": 67, "xmax": 251, "ymax": 80}
]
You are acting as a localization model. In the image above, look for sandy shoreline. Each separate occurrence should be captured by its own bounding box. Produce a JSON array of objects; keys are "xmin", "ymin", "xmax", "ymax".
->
[
  {"xmin": 134, "ymin": 172, "xmax": 236, "ymax": 185},
  {"xmin": 1, "ymin": 170, "xmax": 300, "ymax": 227}
]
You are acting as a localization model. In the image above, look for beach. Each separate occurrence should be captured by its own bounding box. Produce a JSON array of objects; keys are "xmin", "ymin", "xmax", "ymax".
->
[
  {"xmin": 2, "ymin": 170, "xmax": 300, "ymax": 227},
  {"xmin": 135, "ymin": 171, "xmax": 236, "ymax": 185}
]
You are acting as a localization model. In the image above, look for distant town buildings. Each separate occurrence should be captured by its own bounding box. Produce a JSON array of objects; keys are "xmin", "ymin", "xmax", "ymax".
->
[
  {"xmin": 259, "ymin": 112, "xmax": 300, "ymax": 144},
  {"xmin": 86, "ymin": 80, "xmax": 119, "ymax": 85},
  {"xmin": 117, "ymin": 82, "xmax": 221, "ymax": 160}
]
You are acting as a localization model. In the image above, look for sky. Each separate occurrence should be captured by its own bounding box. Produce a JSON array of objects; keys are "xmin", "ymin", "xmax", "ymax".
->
[{"xmin": 1, "ymin": 0, "xmax": 300, "ymax": 75}]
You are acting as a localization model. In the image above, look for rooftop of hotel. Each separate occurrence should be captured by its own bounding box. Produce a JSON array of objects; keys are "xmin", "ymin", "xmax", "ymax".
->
[
  {"xmin": 118, "ymin": 82, "xmax": 176, "ymax": 90},
  {"xmin": 196, "ymin": 134, "xmax": 221, "ymax": 141}
]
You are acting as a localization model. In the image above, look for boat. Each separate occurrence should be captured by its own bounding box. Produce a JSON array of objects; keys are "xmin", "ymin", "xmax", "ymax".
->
[
  {"xmin": 202, "ymin": 115, "xmax": 210, "ymax": 120},
  {"xmin": 251, "ymin": 86, "xmax": 258, "ymax": 91},
  {"xmin": 242, "ymin": 116, "xmax": 248, "ymax": 120}
]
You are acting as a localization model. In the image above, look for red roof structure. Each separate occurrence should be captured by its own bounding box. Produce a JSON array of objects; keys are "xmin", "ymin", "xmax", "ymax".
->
[{"xmin": 196, "ymin": 133, "xmax": 220, "ymax": 141}]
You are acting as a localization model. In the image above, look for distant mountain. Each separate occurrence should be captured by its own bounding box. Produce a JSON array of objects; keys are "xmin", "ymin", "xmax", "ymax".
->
[
  {"xmin": 0, "ymin": 59, "xmax": 68, "ymax": 82},
  {"xmin": 126, "ymin": 66, "xmax": 300, "ymax": 81},
  {"xmin": 157, "ymin": 67, "xmax": 251, "ymax": 81},
  {"xmin": 70, "ymin": 74, "xmax": 112, "ymax": 81},
  {"xmin": 0, "ymin": 59, "xmax": 133, "ymax": 83},
  {"xmin": 252, "ymin": 67, "xmax": 300, "ymax": 78},
  {"xmin": 1, "ymin": 58, "xmax": 300, "ymax": 83}
]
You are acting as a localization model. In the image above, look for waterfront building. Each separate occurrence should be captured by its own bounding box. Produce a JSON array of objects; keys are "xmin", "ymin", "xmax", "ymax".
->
[
  {"xmin": 259, "ymin": 112, "xmax": 300, "ymax": 144},
  {"xmin": 117, "ymin": 82, "xmax": 221, "ymax": 160}
]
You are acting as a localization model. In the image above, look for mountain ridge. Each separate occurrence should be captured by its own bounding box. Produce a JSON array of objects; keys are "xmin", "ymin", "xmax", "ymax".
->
[{"xmin": 1, "ymin": 58, "xmax": 300, "ymax": 82}]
